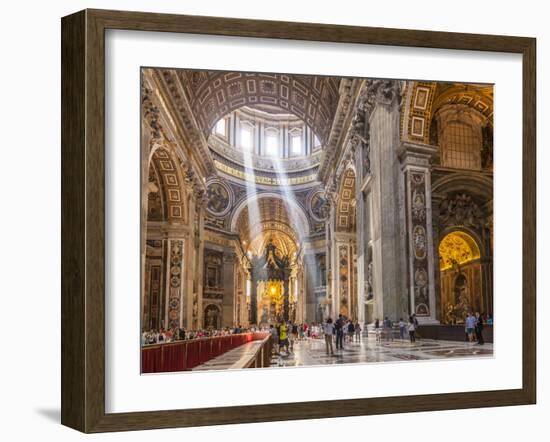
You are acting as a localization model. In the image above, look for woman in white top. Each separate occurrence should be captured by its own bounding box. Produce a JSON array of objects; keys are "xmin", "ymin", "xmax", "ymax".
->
[{"xmin": 408, "ymin": 317, "xmax": 416, "ymax": 343}]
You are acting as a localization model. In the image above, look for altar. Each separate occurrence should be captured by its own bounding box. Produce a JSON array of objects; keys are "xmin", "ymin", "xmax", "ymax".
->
[
  {"xmin": 257, "ymin": 280, "xmax": 284, "ymax": 326},
  {"xmin": 248, "ymin": 240, "xmax": 291, "ymax": 325}
]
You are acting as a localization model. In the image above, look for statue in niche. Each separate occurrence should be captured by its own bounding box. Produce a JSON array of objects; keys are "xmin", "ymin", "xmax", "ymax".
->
[
  {"xmin": 452, "ymin": 274, "xmax": 471, "ymax": 323},
  {"xmin": 204, "ymin": 305, "xmax": 220, "ymax": 329},
  {"xmin": 445, "ymin": 302, "xmax": 456, "ymax": 325},
  {"xmin": 192, "ymin": 292, "xmax": 199, "ymax": 327},
  {"xmin": 366, "ymin": 261, "xmax": 374, "ymax": 300}
]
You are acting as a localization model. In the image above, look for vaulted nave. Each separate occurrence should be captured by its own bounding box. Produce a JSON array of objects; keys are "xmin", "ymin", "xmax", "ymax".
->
[{"xmin": 140, "ymin": 69, "xmax": 494, "ymax": 371}]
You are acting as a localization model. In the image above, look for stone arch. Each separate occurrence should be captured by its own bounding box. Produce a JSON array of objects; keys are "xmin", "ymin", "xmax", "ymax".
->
[
  {"xmin": 438, "ymin": 229, "xmax": 485, "ymax": 324},
  {"xmin": 148, "ymin": 146, "xmax": 187, "ymax": 223},
  {"xmin": 432, "ymin": 173, "xmax": 493, "ymax": 201},
  {"xmin": 229, "ymin": 192, "xmax": 310, "ymax": 238}
]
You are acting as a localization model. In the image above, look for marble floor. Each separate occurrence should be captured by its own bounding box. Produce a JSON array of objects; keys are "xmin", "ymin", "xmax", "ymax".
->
[
  {"xmin": 271, "ymin": 335, "xmax": 493, "ymax": 368},
  {"xmin": 192, "ymin": 334, "xmax": 493, "ymax": 371}
]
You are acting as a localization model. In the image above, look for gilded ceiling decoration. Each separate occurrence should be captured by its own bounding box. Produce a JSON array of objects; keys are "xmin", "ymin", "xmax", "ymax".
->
[{"xmin": 439, "ymin": 231, "xmax": 480, "ymax": 271}]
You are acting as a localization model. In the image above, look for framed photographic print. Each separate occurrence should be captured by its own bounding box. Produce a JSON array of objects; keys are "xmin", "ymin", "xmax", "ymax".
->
[{"xmin": 61, "ymin": 9, "xmax": 536, "ymax": 433}]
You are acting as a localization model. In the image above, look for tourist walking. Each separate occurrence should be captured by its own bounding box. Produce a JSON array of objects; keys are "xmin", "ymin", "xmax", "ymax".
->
[
  {"xmin": 279, "ymin": 321, "xmax": 290, "ymax": 354},
  {"xmin": 374, "ymin": 318, "xmax": 381, "ymax": 342},
  {"xmin": 408, "ymin": 316, "xmax": 416, "ymax": 343},
  {"xmin": 324, "ymin": 318, "xmax": 335, "ymax": 355},
  {"xmin": 475, "ymin": 311, "xmax": 485, "ymax": 345},
  {"xmin": 398, "ymin": 318, "xmax": 406, "ymax": 340},
  {"xmin": 270, "ymin": 324, "xmax": 279, "ymax": 354},
  {"xmin": 465, "ymin": 312, "xmax": 476, "ymax": 342},
  {"xmin": 354, "ymin": 320, "xmax": 361, "ymax": 342},
  {"xmin": 291, "ymin": 322, "xmax": 299, "ymax": 350},
  {"xmin": 383, "ymin": 316, "xmax": 393, "ymax": 341},
  {"xmin": 335, "ymin": 314, "xmax": 345, "ymax": 350},
  {"xmin": 347, "ymin": 320, "xmax": 355, "ymax": 343}
]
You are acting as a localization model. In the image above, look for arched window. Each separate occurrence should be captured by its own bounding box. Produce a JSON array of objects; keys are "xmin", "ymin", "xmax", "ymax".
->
[
  {"xmin": 441, "ymin": 121, "xmax": 481, "ymax": 169},
  {"xmin": 214, "ymin": 118, "xmax": 226, "ymax": 137},
  {"xmin": 239, "ymin": 122, "xmax": 254, "ymax": 151},
  {"xmin": 289, "ymin": 128, "xmax": 303, "ymax": 156},
  {"xmin": 313, "ymin": 134, "xmax": 321, "ymax": 150},
  {"xmin": 435, "ymin": 105, "xmax": 484, "ymax": 170},
  {"xmin": 264, "ymin": 128, "xmax": 279, "ymax": 156}
]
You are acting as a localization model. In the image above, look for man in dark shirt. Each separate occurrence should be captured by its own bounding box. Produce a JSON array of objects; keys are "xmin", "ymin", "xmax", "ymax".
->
[
  {"xmin": 335, "ymin": 314, "xmax": 344, "ymax": 350},
  {"xmin": 475, "ymin": 312, "xmax": 484, "ymax": 345},
  {"xmin": 178, "ymin": 327, "xmax": 186, "ymax": 341}
]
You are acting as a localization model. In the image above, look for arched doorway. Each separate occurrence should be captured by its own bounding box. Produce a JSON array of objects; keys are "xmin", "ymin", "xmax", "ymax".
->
[{"xmin": 438, "ymin": 230, "xmax": 483, "ymax": 324}]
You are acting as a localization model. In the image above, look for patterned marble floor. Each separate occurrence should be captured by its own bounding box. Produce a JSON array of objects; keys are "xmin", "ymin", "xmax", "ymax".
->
[
  {"xmin": 270, "ymin": 335, "xmax": 493, "ymax": 368},
  {"xmin": 193, "ymin": 335, "xmax": 493, "ymax": 371}
]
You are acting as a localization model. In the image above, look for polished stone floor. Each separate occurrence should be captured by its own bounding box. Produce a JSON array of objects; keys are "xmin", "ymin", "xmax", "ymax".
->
[
  {"xmin": 193, "ymin": 334, "xmax": 493, "ymax": 371},
  {"xmin": 271, "ymin": 335, "xmax": 493, "ymax": 368}
]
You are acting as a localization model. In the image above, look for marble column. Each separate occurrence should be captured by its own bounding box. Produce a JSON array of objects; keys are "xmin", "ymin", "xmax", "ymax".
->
[
  {"xmin": 222, "ymin": 250, "xmax": 236, "ymax": 327},
  {"xmin": 431, "ymin": 193, "xmax": 445, "ymax": 322},
  {"xmin": 304, "ymin": 252, "xmax": 317, "ymax": 322},
  {"xmin": 162, "ymin": 237, "xmax": 185, "ymax": 330},
  {"xmin": 249, "ymin": 267, "xmax": 258, "ymax": 325},
  {"xmin": 400, "ymin": 142, "xmax": 439, "ymax": 323},
  {"xmin": 367, "ymin": 80, "xmax": 409, "ymax": 323},
  {"xmin": 186, "ymin": 194, "xmax": 206, "ymax": 330},
  {"xmin": 283, "ymin": 274, "xmax": 290, "ymax": 321}
]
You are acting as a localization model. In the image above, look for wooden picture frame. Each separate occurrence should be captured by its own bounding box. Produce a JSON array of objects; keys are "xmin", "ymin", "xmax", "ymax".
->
[{"xmin": 61, "ymin": 8, "xmax": 536, "ymax": 433}]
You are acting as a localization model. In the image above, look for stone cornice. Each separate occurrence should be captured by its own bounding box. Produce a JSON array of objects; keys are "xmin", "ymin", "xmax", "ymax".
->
[
  {"xmin": 398, "ymin": 140, "xmax": 439, "ymax": 168},
  {"xmin": 318, "ymin": 78, "xmax": 361, "ymax": 184},
  {"xmin": 150, "ymin": 69, "xmax": 216, "ymax": 180}
]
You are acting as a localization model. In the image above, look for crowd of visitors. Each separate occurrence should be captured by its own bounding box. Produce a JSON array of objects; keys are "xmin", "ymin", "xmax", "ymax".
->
[
  {"xmin": 141, "ymin": 325, "xmax": 251, "ymax": 345},
  {"xmin": 143, "ymin": 311, "xmax": 490, "ymax": 351}
]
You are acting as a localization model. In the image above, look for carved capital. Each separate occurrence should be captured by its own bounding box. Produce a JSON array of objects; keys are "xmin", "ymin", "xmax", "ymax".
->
[
  {"xmin": 142, "ymin": 86, "xmax": 162, "ymax": 141},
  {"xmin": 362, "ymin": 79, "xmax": 403, "ymax": 111}
]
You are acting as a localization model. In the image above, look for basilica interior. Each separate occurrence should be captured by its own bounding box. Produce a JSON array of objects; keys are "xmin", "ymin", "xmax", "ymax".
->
[{"xmin": 141, "ymin": 68, "xmax": 494, "ymax": 337}]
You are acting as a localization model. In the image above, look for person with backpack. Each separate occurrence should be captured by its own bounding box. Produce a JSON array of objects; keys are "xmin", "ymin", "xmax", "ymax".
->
[{"xmin": 278, "ymin": 321, "xmax": 289, "ymax": 354}]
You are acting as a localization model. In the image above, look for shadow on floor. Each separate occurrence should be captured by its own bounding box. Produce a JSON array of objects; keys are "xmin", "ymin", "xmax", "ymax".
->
[{"xmin": 35, "ymin": 408, "xmax": 60, "ymax": 423}]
